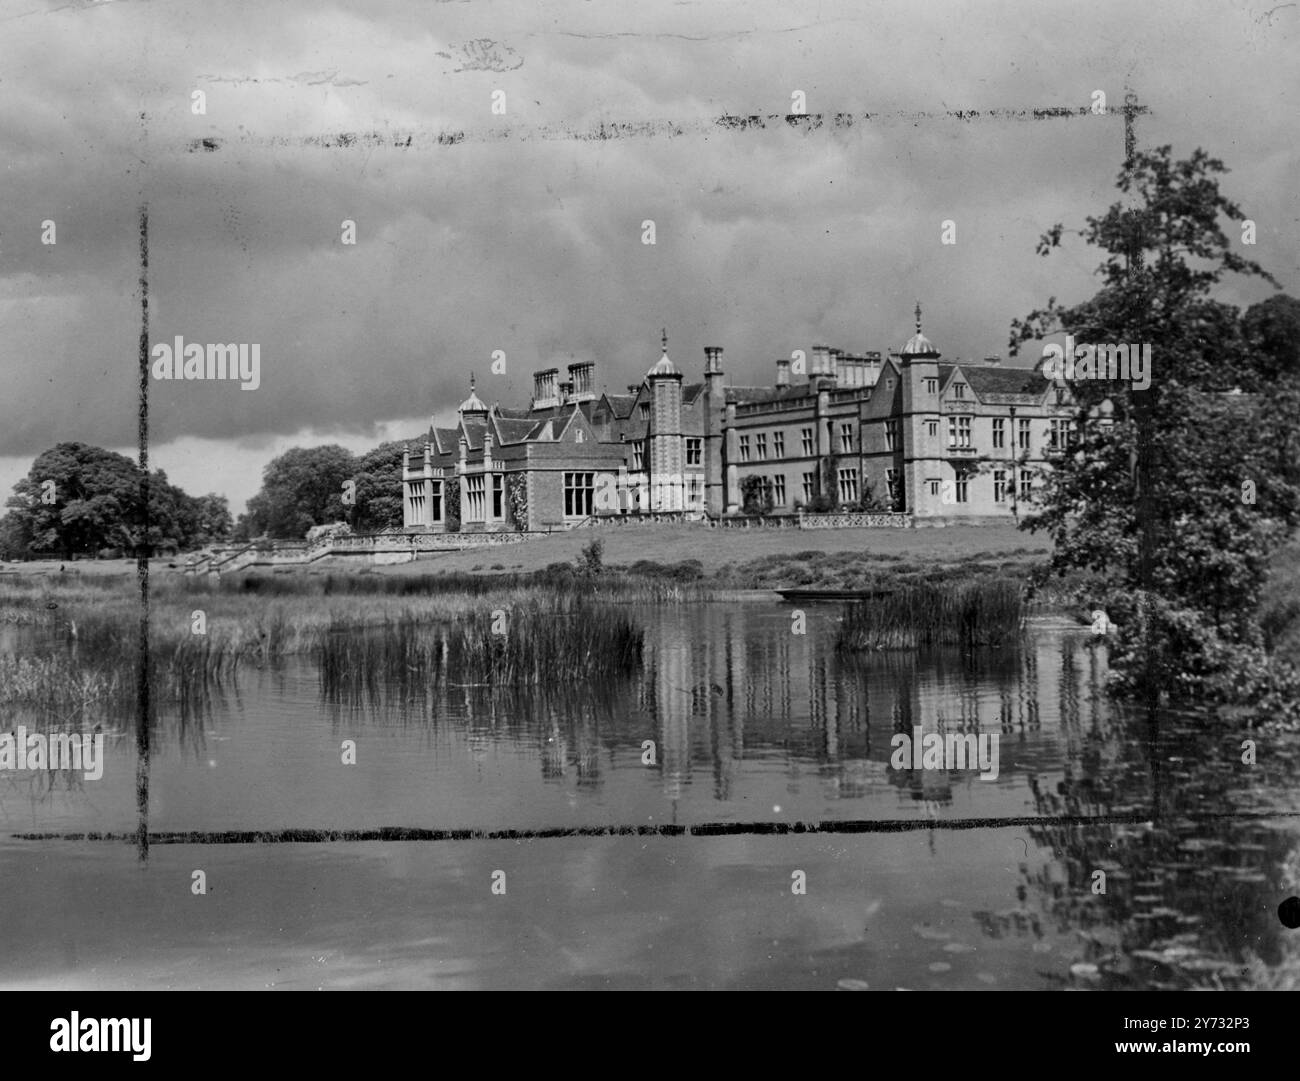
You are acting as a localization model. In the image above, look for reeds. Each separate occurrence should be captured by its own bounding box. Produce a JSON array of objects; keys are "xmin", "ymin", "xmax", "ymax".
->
[
  {"xmin": 0, "ymin": 571, "xmax": 647, "ymax": 726},
  {"xmin": 317, "ymin": 599, "xmax": 644, "ymax": 702},
  {"xmin": 836, "ymin": 578, "xmax": 1025, "ymax": 651}
]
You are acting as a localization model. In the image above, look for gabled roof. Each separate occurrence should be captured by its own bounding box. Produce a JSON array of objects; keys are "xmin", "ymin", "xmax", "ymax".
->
[
  {"xmin": 682, "ymin": 381, "xmax": 705, "ymax": 405},
  {"xmin": 962, "ymin": 365, "xmax": 1053, "ymax": 404},
  {"xmin": 601, "ymin": 393, "xmax": 637, "ymax": 419},
  {"xmin": 551, "ymin": 403, "xmax": 594, "ymax": 441},
  {"xmin": 493, "ymin": 416, "xmax": 538, "ymax": 444},
  {"xmin": 460, "ymin": 417, "xmax": 488, "ymax": 451},
  {"xmin": 430, "ymin": 427, "xmax": 460, "ymax": 455}
]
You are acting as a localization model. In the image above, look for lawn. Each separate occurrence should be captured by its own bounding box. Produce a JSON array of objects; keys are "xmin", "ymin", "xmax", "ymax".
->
[
  {"xmin": 369, "ymin": 522, "xmax": 1051, "ymax": 576},
  {"xmin": 1, "ymin": 523, "xmax": 1053, "ymax": 586}
]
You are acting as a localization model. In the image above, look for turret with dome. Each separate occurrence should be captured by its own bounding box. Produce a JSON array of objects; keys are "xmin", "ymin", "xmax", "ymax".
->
[
  {"xmin": 900, "ymin": 301, "xmax": 941, "ymax": 359},
  {"xmin": 457, "ymin": 374, "xmax": 489, "ymax": 417}
]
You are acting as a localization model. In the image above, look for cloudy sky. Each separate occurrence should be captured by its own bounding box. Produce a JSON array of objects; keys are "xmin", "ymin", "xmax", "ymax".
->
[{"xmin": 1, "ymin": 0, "xmax": 1296, "ymax": 514}]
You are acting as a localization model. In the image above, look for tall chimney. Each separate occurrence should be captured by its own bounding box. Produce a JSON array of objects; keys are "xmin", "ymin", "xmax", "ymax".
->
[
  {"xmin": 567, "ymin": 361, "xmax": 596, "ymax": 401},
  {"xmin": 532, "ymin": 367, "xmax": 560, "ymax": 410},
  {"xmin": 704, "ymin": 346, "xmax": 723, "ymax": 374},
  {"xmin": 811, "ymin": 345, "xmax": 829, "ymax": 376},
  {"xmin": 775, "ymin": 358, "xmax": 790, "ymax": 386}
]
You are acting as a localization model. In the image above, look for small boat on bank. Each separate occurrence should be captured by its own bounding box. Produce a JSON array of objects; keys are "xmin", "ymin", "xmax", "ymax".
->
[{"xmin": 776, "ymin": 587, "xmax": 895, "ymax": 603}]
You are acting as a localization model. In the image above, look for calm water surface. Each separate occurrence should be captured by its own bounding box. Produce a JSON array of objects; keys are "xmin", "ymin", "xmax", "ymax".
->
[{"xmin": 2, "ymin": 600, "xmax": 1296, "ymax": 989}]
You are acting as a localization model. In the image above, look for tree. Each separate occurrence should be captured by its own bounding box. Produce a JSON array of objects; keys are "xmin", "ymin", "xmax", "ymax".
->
[
  {"xmin": 239, "ymin": 445, "xmax": 356, "ymax": 539},
  {"xmin": 0, "ymin": 511, "xmax": 33, "ymax": 560},
  {"xmin": 189, "ymin": 493, "xmax": 234, "ymax": 546},
  {"xmin": 1240, "ymin": 294, "xmax": 1300, "ymax": 389},
  {"xmin": 350, "ymin": 441, "xmax": 407, "ymax": 533},
  {"xmin": 5, "ymin": 443, "xmax": 142, "ymax": 558},
  {"xmin": 1010, "ymin": 146, "xmax": 1300, "ymax": 715},
  {"xmin": 2, "ymin": 442, "xmax": 228, "ymax": 557}
]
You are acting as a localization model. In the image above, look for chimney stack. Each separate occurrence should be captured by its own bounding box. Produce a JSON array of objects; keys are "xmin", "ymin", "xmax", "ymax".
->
[
  {"xmin": 839, "ymin": 354, "xmax": 865, "ymax": 387},
  {"xmin": 567, "ymin": 361, "xmax": 596, "ymax": 401},
  {"xmin": 703, "ymin": 346, "xmax": 723, "ymax": 374},
  {"xmin": 532, "ymin": 367, "xmax": 560, "ymax": 410},
  {"xmin": 984, "ymin": 354, "xmax": 1001, "ymax": 366},
  {"xmin": 775, "ymin": 358, "xmax": 790, "ymax": 387},
  {"xmin": 811, "ymin": 344, "xmax": 829, "ymax": 377}
]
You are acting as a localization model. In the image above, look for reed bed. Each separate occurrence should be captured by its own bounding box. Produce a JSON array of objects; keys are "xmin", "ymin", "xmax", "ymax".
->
[
  {"xmin": 0, "ymin": 571, "xmax": 647, "ymax": 724},
  {"xmin": 0, "ymin": 653, "xmax": 125, "ymax": 717},
  {"xmin": 836, "ymin": 578, "xmax": 1025, "ymax": 651},
  {"xmin": 318, "ymin": 599, "xmax": 644, "ymax": 702}
]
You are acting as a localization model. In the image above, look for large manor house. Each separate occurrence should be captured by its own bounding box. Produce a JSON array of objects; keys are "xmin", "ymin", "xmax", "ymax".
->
[{"xmin": 401, "ymin": 306, "xmax": 1075, "ymax": 533}]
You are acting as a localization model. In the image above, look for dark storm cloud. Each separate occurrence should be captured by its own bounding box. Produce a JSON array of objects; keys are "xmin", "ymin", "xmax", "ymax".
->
[{"xmin": 0, "ymin": 0, "xmax": 1296, "ymax": 504}]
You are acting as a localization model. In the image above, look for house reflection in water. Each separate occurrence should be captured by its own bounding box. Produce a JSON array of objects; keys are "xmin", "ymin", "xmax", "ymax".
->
[{"xmin": 625, "ymin": 603, "xmax": 1125, "ymax": 816}]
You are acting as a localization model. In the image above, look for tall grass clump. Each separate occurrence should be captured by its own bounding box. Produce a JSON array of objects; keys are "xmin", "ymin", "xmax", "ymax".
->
[
  {"xmin": 318, "ymin": 598, "xmax": 644, "ymax": 701},
  {"xmin": 837, "ymin": 578, "xmax": 1025, "ymax": 651}
]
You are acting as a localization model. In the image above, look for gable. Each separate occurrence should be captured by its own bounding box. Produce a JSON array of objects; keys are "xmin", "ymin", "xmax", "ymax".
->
[
  {"xmin": 548, "ymin": 405, "xmax": 599, "ymax": 444},
  {"xmin": 862, "ymin": 359, "xmax": 904, "ymax": 418},
  {"xmin": 962, "ymin": 365, "xmax": 1055, "ymax": 405}
]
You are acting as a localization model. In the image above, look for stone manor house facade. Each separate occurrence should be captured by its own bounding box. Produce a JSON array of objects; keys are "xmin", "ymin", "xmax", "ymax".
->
[{"xmin": 401, "ymin": 307, "xmax": 1076, "ymax": 533}]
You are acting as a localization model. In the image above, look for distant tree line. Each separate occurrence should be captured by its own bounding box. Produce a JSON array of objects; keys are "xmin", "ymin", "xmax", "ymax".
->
[
  {"xmin": 0, "ymin": 442, "xmax": 233, "ymax": 559},
  {"xmin": 0, "ymin": 439, "xmax": 411, "ymax": 559}
]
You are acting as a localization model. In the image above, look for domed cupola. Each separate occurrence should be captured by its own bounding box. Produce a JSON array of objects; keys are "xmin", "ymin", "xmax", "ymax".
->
[
  {"xmin": 458, "ymin": 374, "xmax": 489, "ymax": 416},
  {"xmin": 647, "ymin": 328, "xmax": 680, "ymax": 378},
  {"xmin": 900, "ymin": 302, "xmax": 941, "ymax": 359}
]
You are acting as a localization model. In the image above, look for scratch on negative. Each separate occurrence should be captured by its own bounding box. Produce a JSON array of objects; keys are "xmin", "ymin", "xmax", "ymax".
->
[{"xmin": 185, "ymin": 105, "xmax": 1123, "ymax": 154}]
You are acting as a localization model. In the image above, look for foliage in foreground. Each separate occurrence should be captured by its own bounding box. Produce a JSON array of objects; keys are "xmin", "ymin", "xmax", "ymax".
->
[{"xmin": 1010, "ymin": 146, "xmax": 1300, "ymax": 724}]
